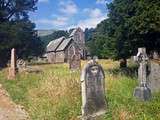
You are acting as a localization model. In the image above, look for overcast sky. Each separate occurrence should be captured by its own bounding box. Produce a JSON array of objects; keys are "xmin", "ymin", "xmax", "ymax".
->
[{"xmin": 29, "ymin": 0, "xmax": 112, "ymax": 30}]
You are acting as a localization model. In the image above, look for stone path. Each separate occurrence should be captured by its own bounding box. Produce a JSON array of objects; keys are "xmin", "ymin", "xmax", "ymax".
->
[{"xmin": 0, "ymin": 84, "xmax": 30, "ymax": 120}]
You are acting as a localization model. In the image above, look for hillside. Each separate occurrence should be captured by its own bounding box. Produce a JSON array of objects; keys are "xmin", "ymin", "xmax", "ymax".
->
[
  {"xmin": 39, "ymin": 30, "xmax": 69, "ymax": 47},
  {"xmin": 37, "ymin": 30, "xmax": 56, "ymax": 37}
]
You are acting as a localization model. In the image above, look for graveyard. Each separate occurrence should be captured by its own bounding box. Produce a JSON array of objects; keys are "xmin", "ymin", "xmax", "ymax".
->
[
  {"xmin": 0, "ymin": 59, "xmax": 160, "ymax": 120},
  {"xmin": 0, "ymin": 0, "xmax": 160, "ymax": 120}
]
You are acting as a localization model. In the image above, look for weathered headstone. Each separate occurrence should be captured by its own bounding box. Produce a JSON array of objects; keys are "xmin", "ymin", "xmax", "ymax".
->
[
  {"xmin": 133, "ymin": 48, "xmax": 151, "ymax": 101},
  {"xmin": 8, "ymin": 48, "xmax": 17, "ymax": 80},
  {"xmin": 148, "ymin": 60, "xmax": 160, "ymax": 93},
  {"xmin": 153, "ymin": 51, "xmax": 159, "ymax": 60},
  {"xmin": 81, "ymin": 58, "xmax": 107, "ymax": 119},
  {"xmin": 87, "ymin": 56, "xmax": 92, "ymax": 61},
  {"xmin": 69, "ymin": 54, "xmax": 81, "ymax": 70},
  {"xmin": 17, "ymin": 59, "xmax": 26, "ymax": 72}
]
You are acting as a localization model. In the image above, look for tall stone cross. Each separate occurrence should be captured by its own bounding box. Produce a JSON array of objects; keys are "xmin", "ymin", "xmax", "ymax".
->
[
  {"xmin": 8, "ymin": 48, "xmax": 17, "ymax": 80},
  {"xmin": 81, "ymin": 57, "xmax": 107, "ymax": 119},
  {"xmin": 133, "ymin": 48, "xmax": 151, "ymax": 101}
]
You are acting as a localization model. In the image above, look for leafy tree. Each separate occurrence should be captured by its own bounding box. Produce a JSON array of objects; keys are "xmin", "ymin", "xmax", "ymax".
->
[
  {"xmin": 84, "ymin": 28, "xmax": 95, "ymax": 42},
  {"xmin": 0, "ymin": 0, "xmax": 43, "ymax": 67},
  {"xmin": 0, "ymin": 0, "xmax": 37, "ymax": 21},
  {"xmin": 88, "ymin": 0, "xmax": 160, "ymax": 61},
  {"xmin": 87, "ymin": 19, "xmax": 117, "ymax": 59},
  {"xmin": 107, "ymin": 0, "xmax": 160, "ymax": 59}
]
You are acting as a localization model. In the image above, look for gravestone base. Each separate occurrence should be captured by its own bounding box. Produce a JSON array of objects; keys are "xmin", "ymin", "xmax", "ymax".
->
[
  {"xmin": 8, "ymin": 68, "xmax": 16, "ymax": 80},
  {"xmin": 134, "ymin": 85, "xmax": 151, "ymax": 101},
  {"xmin": 81, "ymin": 110, "xmax": 106, "ymax": 120}
]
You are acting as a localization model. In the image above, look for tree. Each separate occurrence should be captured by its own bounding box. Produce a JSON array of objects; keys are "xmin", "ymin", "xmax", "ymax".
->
[
  {"xmin": 88, "ymin": 0, "xmax": 160, "ymax": 62},
  {"xmin": 0, "ymin": 0, "xmax": 43, "ymax": 67},
  {"xmin": 107, "ymin": 0, "xmax": 160, "ymax": 58},
  {"xmin": 87, "ymin": 19, "xmax": 117, "ymax": 59},
  {"xmin": 0, "ymin": 0, "xmax": 37, "ymax": 22}
]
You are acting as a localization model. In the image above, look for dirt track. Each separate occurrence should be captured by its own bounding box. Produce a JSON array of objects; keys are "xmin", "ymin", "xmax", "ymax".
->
[{"xmin": 0, "ymin": 84, "xmax": 30, "ymax": 120}]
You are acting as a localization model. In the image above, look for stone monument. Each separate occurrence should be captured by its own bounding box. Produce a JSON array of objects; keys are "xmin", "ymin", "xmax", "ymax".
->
[
  {"xmin": 153, "ymin": 51, "xmax": 159, "ymax": 60},
  {"xmin": 8, "ymin": 48, "xmax": 17, "ymax": 80},
  {"xmin": 81, "ymin": 57, "xmax": 107, "ymax": 119},
  {"xmin": 69, "ymin": 54, "xmax": 81, "ymax": 70},
  {"xmin": 133, "ymin": 48, "xmax": 151, "ymax": 101}
]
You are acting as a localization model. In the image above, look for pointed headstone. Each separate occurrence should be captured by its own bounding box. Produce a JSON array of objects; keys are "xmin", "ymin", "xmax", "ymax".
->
[
  {"xmin": 8, "ymin": 48, "xmax": 17, "ymax": 80},
  {"xmin": 69, "ymin": 54, "xmax": 81, "ymax": 70}
]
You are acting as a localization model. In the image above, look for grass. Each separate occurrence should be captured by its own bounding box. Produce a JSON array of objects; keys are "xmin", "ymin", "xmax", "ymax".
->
[{"xmin": 0, "ymin": 60, "xmax": 160, "ymax": 120}]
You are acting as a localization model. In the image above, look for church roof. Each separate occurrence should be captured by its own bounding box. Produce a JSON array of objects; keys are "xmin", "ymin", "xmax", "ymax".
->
[
  {"xmin": 56, "ymin": 38, "xmax": 73, "ymax": 51},
  {"xmin": 46, "ymin": 37, "xmax": 65, "ymax": 52}
]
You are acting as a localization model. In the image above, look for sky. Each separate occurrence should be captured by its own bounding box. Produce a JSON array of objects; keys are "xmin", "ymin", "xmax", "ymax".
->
[{"xmin": 29, "ymin": 0, "xmax": 112, "ymax": 30}]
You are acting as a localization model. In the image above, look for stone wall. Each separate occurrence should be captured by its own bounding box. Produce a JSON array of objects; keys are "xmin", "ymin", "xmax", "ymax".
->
[
  {"xmin": 47, "ymin": 52, "xmax": 56, "ymax": 63},
  {"xmin": 148, "ymin": 60, "xmax": 160, "ymax": 93},
  {"xmin": 55, "ymin": 51, "xmax": 65, "ymax": 63}
]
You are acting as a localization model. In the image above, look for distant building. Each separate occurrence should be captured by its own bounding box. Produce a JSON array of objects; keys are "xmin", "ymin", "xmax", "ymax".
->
[{"xmin": 46, "ymin": 27, "xmax": 85, "ymax": 63}]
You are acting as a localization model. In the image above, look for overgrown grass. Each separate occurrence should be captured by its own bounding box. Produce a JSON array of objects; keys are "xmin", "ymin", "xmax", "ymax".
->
[{"xmin": 0, "ymin": 60, "xmax": 160, "ymax": 120}]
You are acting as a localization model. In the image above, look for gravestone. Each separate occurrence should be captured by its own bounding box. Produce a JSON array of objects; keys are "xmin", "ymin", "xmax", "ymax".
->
[
  {"xmin": 69, "ymin": 54, "xmax": 81, "ymax": 70},
  {"xmin": 153, "ymin": 51, "xmax": 159, "ymax": 60},
  {"xmin": 133, "ymin": 48, "xmax": 151, "ymax": 101},
  {"xmin": 81, "ymin": 58, "xmax": 107, "ymax": 119},
  {"xmin": 87, "ymin": 56, "xmax": 92, "ymax": 61},
  {"xmin": 148, "ymin": 60, "xmax": 160, "ymax": 93},
  {"xmin": 17, "ymin": 59, "xmax": 26, "ymax": 72},
  {"xmin": 8, "ymin": 48, "xmax": 17, "ymax": 80}
]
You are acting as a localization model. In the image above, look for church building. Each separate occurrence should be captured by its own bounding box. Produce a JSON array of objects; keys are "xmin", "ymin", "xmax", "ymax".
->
[{"xmin": 46, "ymin": 27, "xmax": 86, "ymax": 63}]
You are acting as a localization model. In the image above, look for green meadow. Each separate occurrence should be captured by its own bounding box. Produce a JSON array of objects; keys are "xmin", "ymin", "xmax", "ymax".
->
[{"xmin": 0, "ymin": 60, "xmax": 160, "ymax": 120}]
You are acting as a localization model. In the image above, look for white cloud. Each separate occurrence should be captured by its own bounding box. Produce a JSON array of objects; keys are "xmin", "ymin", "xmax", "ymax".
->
[
  {"xmin": 38, "ymin": 0, "xmax": 49, "ymax": 3},
  {"xmin": 85, "ymin": 8, "xmax": 103, "ymax": 18},
  {"xmin": 53, "ymin": 17, "xmax": 68, "ymax": 26},
  {"xmin": 77, "ymin": 16, "xmax": 106, "ymax": 30},
  {"xmin": 74, "ymin": 8, "xmax": 106, "ymax": 30},
  {"xmin": 59, "ymin": 0, "xmax": 78, "ymax": 15},
  {"xmin": 36, "ymin": 16, "xmax": 68, "ymax": 26}
]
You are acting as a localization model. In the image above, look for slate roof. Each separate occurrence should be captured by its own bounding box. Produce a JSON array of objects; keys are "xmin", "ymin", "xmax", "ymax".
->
[
  {"xmin": 46, "ymin": 27, "xmax": 83, "ymax": 53},
  {"xmin": 56, "ymin": 38, "xmax": 73, "ymax": 51},
  {"xmin": 46, "ymin": 37, "xmax": 65, "ymax": 52}
]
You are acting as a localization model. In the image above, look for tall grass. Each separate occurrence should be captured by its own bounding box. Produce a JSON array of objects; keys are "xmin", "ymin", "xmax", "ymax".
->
[{"xmin": 0, "ymin": 60, "xmax": 160, "ymax": 120}]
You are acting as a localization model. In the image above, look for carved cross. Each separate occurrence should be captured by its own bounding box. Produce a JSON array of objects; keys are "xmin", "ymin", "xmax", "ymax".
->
[{"xmin": 134, "ymin": 48, "xmax": 149, "ymax": 86}]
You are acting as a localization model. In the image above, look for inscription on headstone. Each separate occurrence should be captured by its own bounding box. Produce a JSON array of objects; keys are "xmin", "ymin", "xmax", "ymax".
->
[
  {"xmin": 133, "ymin": 48, "xmax": 151, "ymax": 101},
  {"xmin": 8, "ymin": 48, "xmax": 17, "ymax": 80},
  {"xmin": 81, "ymin": 58, "xmax": 107, "ymax": 119}
]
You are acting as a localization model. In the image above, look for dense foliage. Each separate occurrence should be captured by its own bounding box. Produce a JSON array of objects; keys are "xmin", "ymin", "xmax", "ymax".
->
[
  {"xmin": 0, "ymin": 0, "xmax": 44, "ymax": 67},
  {"xmin": 88, "ymin": 0, "xmax": 160, "ymax": 59}
]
